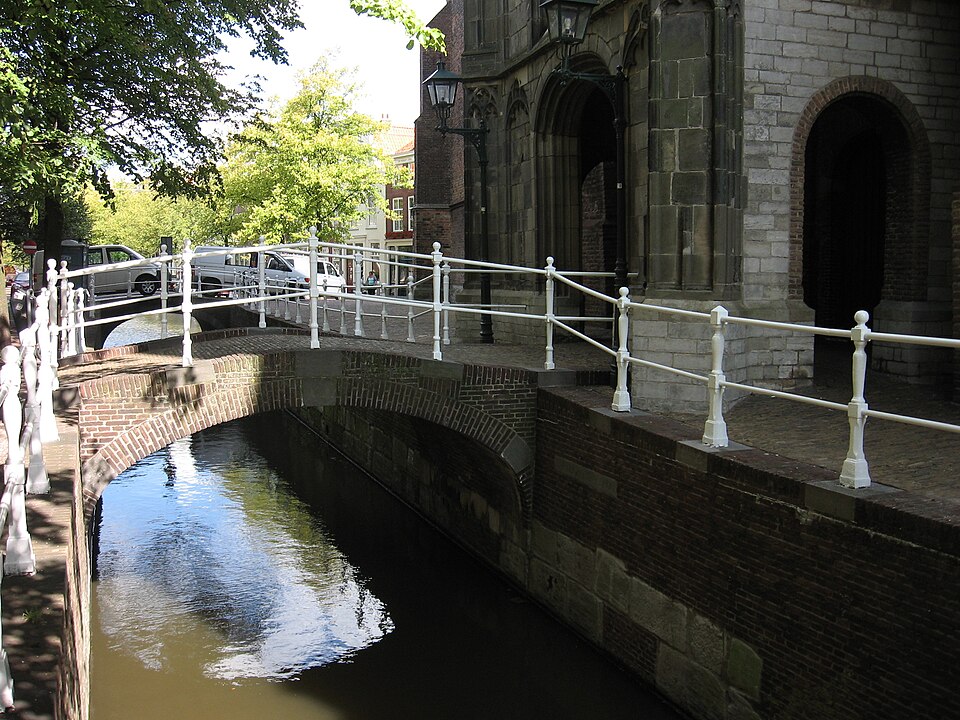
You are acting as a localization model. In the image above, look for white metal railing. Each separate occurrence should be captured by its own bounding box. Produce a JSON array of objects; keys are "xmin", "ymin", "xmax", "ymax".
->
[
  {"xmin": 37, "ymin": 231, "xmax": 960, "ymax": 492},
  {"xmin": 0, "ymin": 301, "xmax": 59, "ymax": 710}
]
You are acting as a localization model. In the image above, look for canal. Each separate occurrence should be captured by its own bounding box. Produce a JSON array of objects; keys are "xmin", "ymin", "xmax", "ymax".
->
[{"xmin": 89, "ymin": 413, "xmax": 682, "ymax": 719}]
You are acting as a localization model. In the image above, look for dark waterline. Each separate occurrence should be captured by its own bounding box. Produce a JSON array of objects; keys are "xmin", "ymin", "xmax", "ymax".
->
[{"xmin": 91, "ymin": 414, "xmax": 680, "ymax": 719}]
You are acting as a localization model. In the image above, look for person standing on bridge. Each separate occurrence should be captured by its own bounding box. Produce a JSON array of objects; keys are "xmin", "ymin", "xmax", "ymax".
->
[{"xmin": 363, "ymin": 270, "xmax": 379, "ymax": 295}]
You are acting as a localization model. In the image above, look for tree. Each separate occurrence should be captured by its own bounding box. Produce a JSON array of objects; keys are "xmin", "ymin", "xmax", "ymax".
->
[
  {"xmin": 0, "ymin": 0, "xmax": 442, "ymax": 260},
  {"xmin": 211, "ymin": 58, "xmax": 409, "ymax": 243}
]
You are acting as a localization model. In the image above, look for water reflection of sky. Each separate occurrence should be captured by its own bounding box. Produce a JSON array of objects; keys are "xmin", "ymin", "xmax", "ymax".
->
[{"xmin": 96, "ymin": 433, "xmax": 393, "ymax": 681}]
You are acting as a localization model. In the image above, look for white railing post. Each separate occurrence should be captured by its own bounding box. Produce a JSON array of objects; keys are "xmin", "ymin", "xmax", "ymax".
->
[
  {"xmin": 62, "ymin": 284, "xmax": 77, "ymax": 357},
  {"xmin": 160, "ymin": 242, "xmax": 169, "ymax": 340},
  {"xmin": 75, "ymin": 289, "xmax": 87, "ymax": 354},
  {"xmin": 379, "ymin": 297, "xmax": 388, "ymax": 339},
  {"xmin": 840, "ymin": 310, "xmax": 872, "ymax": 488},
  {"xmin": 58, "ymin": 261, "xmax": 70, "ymax": 352},
  {"xmin": 431, "ymin": 243, "xmax": 442, "ymax": 360},
  {"xmin": 353, "ymin": 251, "xmax": 365, "ymax": 338},
  {"xmin": 19, "ymin": 328, "xmax": 49, "ymax": 494},
  {"xmin": 34, "ymin": 292, "xmax": 59, "ymax": 443},
  {"xmin": 181, "ymin": 239, "xmax": 194, "ymax": 368},
  {"xmin": 308, "ymin": 228, "xmax": 320, "ymax": 348},
  {"xmin": 2, "ymin": 345, "xmax": 35, "ymax": 577},
  {"xmin": 611, "ymin": 287, "xmax": 632, "ymax": 412},
  {"xmin": 406, "ymin": 274, "xmax": 415, "ymax": 343},
  {"xmin": 544, "ymin": 257, "xmax": 556, "ymax": 370},
  {"xmin": 321, "ymin": 281, "xmax": 331, "ymax": 333},
  {"xmin": 45, "ymin": 261, "xmax": 61, "ymax": 377},
  {"xmin": 442, "ymin": 262, "xmax": 451, "ymax": 346},
  {"xmin": 702, "ymin": 305, "xmax": 729, "ymax": 447},
  {"xmin": 258, "ymin": 238, "xmax": 267, "ymax": 328}
]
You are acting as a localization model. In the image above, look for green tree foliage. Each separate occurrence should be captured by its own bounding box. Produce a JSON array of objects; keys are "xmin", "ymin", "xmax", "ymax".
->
[
  {"xmin": 350, "ymin": 0, "xmax": 445, "ymax": 51},
  {"xmin": 209, "ymin": 58, "xmax": 408, "ymax": 244},
  {"xmin": 83, "ymin": 183, "xmax": 209, "ymax": 256}
]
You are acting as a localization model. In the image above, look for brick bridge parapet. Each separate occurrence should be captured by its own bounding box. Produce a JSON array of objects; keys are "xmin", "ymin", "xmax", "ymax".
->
[{"xmin": 77, "ymin": 344, "xmax": 550, "ymax": 520}]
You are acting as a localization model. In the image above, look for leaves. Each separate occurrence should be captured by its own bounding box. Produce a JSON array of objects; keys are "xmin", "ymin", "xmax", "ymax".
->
[
  {"xmin": 349, "ymin": 0, "xmax": 445, "ymax": 52},
  {"xmin": 211, "ymin": 57, "xmax": 397, "ymax": 243}
]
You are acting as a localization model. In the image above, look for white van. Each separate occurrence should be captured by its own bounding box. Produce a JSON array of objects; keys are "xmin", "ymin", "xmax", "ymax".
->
[
  {"xmin": 193, "ymin": 246, "xmax": 311, "ymax": 293},
  {"xmin": 279, "ymin": 251, "xmax": 345, "ymax": 292}
]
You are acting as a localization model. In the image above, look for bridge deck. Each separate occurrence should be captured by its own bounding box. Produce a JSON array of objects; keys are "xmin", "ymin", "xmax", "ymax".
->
[{"xmin": 57, "ymin": 328, "xmax": 960, "ymax": 505}]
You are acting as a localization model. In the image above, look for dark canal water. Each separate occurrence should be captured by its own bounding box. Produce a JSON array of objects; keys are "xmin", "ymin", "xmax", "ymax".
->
[{"xmin": 90, "ymin": 411, "xmax": 680, "ymax": 719}]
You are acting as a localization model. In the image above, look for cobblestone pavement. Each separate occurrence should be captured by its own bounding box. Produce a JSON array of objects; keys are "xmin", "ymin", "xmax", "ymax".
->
[{"xmin": 56, "ymin": 311, "xmax": 960, "ymax": 505}]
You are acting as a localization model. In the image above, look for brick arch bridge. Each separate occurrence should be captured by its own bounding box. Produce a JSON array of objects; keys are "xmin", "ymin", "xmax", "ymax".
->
[{"xmin": 77, "ymin": 334, "xmax": 540, "ymax": 523}]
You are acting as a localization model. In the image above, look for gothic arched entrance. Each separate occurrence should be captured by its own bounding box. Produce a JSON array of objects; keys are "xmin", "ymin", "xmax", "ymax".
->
[
  {"xmin": 536, "ymin": 55, "xmax": 619, "ymax": 332},
  {"xmin": 793, "ymin": 79, "xmax": 931, "ymax": 334}
]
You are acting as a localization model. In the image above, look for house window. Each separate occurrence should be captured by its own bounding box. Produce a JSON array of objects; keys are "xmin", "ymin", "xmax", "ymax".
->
[
  {"xmin": 392, "ymin": 197, "xmax": 403, "ymax": 232},
  {"xmin": 407, "ymin": 195, "xmax": 415, "ymax": 231}
]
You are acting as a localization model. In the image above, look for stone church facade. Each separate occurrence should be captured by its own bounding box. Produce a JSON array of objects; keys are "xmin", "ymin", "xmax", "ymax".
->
[{"xmin": 415, "ymin": 0, "xmax": 960, "ymax": 411}]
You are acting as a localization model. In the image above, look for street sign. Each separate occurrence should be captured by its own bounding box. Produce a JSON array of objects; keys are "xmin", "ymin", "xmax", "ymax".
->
[{"xmin": 22, "ymin": 240, "xmax": 37, "ymax": 255}]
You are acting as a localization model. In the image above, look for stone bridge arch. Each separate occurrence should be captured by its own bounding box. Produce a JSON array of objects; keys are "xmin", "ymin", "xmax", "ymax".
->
[{"xmin": 78, "ymin": 347, "xmax": 538, "ymax": 524}]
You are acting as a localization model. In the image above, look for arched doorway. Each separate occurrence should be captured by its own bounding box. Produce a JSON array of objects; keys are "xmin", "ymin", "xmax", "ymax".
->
[
  {"xmin": 803, "ymin": 96, "xmax": 894, "ymax": 329},
  {"xmin": 795, "ymin": 80, "xmax": 931, "ymax": 335},
  {"xmin": 535, "ymin": 56, "xmax": 618, "ymax": 333}
]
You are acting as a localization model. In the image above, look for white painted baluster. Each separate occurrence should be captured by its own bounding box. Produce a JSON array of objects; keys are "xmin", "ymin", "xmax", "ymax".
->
[
  {"xmin": 0, "ymin": 633, "xmax": 12, "ymax": 711},
  {"xmin": 62, "ymin": 284, "xmax": 76, "ymax": 357},
  {"xmin": 75, "ymin": 289, "xmax": 87, "ymax": 354},
  {"xmin": 33, "ymin": 292, "xmax": 59, "ymax": 443},
  {"xmin": 431, "ymin": 243, "xmax": 442, "ymax": 360},
  {"xmin": 702, "ymin": 305, "xmax": 729, "ymax": 447},
  {"xmin": 339, "ymin": 286, "xmax": 347, "ymax": 334},
  {"xmin": 257, "ymin": 240, "xmax": 267, "ymax": 328},
  {"xmin": 353, "ymin": 251, "xmax": 364, "ymax": 338},
  {"xmin": 2, "ymin": 346, "xmax": 35, "ymax": 576},
  {"xmin": 181, "ymin": 240, "xmax": 194, "ymax": 368},
  {"xmin": 58, "ymin": 262, "xmax": 70, "ymax": 351},
  {"xmin": 611, "ymin": 287, "xmax": 632, "ymax": 412},
  {"xmin": 45, "ymin": 260, "xmax": 60, "ymax": 377},
  {"xmin": 406, "ymin": 274, "xmax": 415, "ymax": 343},
  {"xmin": 380, "ymin": 298, "xmax": 388, "ymax": 340},
  {"xmin": 160, "ymin": 242, "xmax": 169, "ymax": 339},
  {"xmin": 19, "ymin": 328, "xmax": 48, "ymax": 494},
  {"xmin": 308, "ymin": 229, "xmax": 320, "ymax": 348},
  {"xmin": 441, "ymin": 262, "xmax": 451, "ymax": 346},
  {"xmin": 840, "ymin": 310, "xmax": 872, "ymax": 488},
  {"xmin": 544, "ymin": 257, "xmax": 556, "ymax": 370}
]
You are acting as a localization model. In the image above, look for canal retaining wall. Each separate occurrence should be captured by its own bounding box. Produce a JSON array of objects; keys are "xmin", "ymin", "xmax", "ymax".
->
[{"xmin": 295, "ymin": 389, "xmax": 960, "ymax": 720}]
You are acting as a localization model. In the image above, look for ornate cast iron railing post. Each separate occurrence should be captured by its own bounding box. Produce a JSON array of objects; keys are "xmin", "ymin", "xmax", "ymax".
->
[
  {"xmin": 840, "ymin": 310, "xmax": 872, "ymax": 488},
  {"xmin": 702, "ymin": 305, "xmax": 729, "ymax": 447},
  {"xmin": 544, "ymin": 257, "xmax": 556, "ymax": 371},
  {"xmin": 612, "ymin": 287, "xmax": 632, "ymax": 412}
]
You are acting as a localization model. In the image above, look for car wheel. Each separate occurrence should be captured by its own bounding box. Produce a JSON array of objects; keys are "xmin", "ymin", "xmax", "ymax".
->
[{"xmin": 136, "ymin": 275, "xmax": 159, "ymax": 296}]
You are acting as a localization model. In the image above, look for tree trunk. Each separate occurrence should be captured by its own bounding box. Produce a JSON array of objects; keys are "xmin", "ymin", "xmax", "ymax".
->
[{"xmin": 40, "ymin": 195, "xmax": 65, "ymax": 269}]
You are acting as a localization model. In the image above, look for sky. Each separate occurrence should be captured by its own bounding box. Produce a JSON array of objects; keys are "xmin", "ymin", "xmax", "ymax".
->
[{"xmin": 220, "ymin": 1, "xmax": 447, "ymax": 127}]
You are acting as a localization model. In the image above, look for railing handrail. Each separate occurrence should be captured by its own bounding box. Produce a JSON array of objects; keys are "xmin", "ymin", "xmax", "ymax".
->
[{"xmin": 41, "ymin": 234, "xmax": 960, "ymax": 493}]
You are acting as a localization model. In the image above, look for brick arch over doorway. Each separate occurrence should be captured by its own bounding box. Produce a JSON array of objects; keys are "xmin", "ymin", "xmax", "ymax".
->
[
  {"xmin": 788, "ymin": 76, "xmax": 932, "ymax": 306},
  {"xmin": 78, "ymin": 349, "xmax": 537, "ymax": 522}
]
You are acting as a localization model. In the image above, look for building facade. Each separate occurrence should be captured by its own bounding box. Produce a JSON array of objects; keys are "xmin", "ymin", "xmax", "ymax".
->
[
  {"xmin": 416, "ymin": 0, "xmax": 960, "ymax": 410},
  {"xmin": 348, "ymin": 123, "xmax": 415, "ymax": 290}
]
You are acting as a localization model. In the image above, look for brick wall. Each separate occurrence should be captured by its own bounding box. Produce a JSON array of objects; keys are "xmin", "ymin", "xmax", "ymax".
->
[
  {"xmin": 303, "ymin": 383, "xmax": 960, "ymax": 720},
  {"xmin": 954, "ymin": 191, "xmax": 960, "ymax": 396}
]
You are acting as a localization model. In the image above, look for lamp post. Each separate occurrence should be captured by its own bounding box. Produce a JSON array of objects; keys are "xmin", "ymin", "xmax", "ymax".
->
[
  {"xmin": 540, "ymin": 0, "xmax": 629, "ymax": 296},
  {"xmin": 423, "ymin": 61, "xmax": 494, "ymax": 344}
]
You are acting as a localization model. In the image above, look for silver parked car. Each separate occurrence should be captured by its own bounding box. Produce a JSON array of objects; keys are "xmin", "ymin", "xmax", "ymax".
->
[{"xmin": 85, "ymin": 245, "xmax": 162, "ymax": 296}]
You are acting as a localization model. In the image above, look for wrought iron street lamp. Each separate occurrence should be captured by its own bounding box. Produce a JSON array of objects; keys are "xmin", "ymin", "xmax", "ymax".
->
[
  {"xmin": 540, "ymin": 0, "xmax": 629, "ymax": 295},
  {"xmin": 423, "ymin": 61, "xmax": 494, "ymax": 344}
]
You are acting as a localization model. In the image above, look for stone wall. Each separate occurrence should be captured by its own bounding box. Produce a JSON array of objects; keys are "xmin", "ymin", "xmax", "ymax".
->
[{"xmin": 300, "ymin": 385, "xmax": 960, "ymax": 720}]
